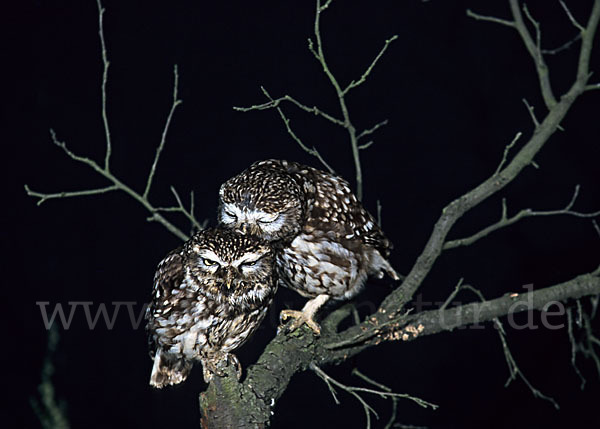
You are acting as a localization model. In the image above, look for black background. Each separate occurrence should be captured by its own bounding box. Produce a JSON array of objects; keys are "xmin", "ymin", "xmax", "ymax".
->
[{"xmin": 12, "ymin": 0, "xmax": 600, "ymax": 427}]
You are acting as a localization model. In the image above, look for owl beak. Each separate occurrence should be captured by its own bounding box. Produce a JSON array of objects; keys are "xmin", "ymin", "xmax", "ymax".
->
[
  {"xmin": 224, "ymin": 267, "xmax": 236, "ymax": 290},
  {"xmin": 238, "ymin": 223, "xmax": 248, "ymax": 235}
]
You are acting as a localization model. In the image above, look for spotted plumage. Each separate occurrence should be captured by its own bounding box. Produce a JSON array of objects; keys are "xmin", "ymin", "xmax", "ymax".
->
[
  {"xmin": 145, "ymin": 227, "xmax": 276, "ymax": 388},
  {"xmin": 219, "ymin": 159, "xmax": 398, "ymax": 334}
]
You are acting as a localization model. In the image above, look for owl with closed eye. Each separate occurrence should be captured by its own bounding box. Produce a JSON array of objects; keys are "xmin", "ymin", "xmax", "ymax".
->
[
  {"xmin": 218, "ymin": 159, "xmax": 399, "ymax": 335},
  {"xmin": 145, "ymin": 227, "xmax": 276, "ymax": 388}
]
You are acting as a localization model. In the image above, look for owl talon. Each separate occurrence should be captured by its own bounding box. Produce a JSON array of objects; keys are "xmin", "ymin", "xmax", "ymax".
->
[
  {"xmin": 202, "ymin": 352, "xmax": 242, "ymax": 383},
  {"xmin": 279, "ymin": 309, "xmax": 321, "ymax": 335}
]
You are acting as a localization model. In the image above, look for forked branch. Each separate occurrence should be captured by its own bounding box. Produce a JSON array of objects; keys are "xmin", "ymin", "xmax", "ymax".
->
[
  {"xmin": 444, "ymin": 185, "xmax": 600, "ymax": 250},
  {"xmin": 234, "ymin": 0, "xmax": 397, "ymax": 200},
  {"xmin": 26, "ymin": 1, "xmax": 202, "ymax": 242}
]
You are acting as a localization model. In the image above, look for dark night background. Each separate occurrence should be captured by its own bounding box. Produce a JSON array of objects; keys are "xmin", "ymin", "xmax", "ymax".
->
[{"xmin": 10, "ymin": 0, "xmax": 600, "ymax": 427}]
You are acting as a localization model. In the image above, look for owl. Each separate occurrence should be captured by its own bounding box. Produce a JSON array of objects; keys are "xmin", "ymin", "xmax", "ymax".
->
[
  {"xmin": 145, "ymin": 227, "xmax": 276, "ymax": 388},
  {"xmin": 218, "ymin": 159, "xmax": 399, "ymax": 335}
]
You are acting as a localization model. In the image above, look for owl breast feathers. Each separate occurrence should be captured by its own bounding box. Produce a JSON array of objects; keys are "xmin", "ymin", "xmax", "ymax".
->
[
  {"xmin": 219, "ymin": 159, "xmax": 399, "ymax": 334},
  {"xmin": 145, "ymin": 227, "xmax": 276, "ymax": 388}
]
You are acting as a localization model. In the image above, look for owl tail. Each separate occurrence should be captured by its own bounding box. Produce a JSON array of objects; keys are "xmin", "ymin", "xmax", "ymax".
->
[{"xmin": 149, "ymin": 349, "xmax": 192, "ymax": 389}]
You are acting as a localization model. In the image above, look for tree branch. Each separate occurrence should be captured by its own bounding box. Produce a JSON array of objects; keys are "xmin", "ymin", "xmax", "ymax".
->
[
  {"xmin": 257, "ymin": 87, "xmax": 335, "ymax": 174},
  {"xmin": 200, "ymin": 271, "xmax": 600, "ymax": 427},
  {"xmin": 310, "ymin": 363, "xmax": 436, "ymax": 429},
  {"xmin": 235, "ymin": 0, "xmax": 397, "ymax": 201},
  {"xmin": 444, "ymin": 185, "xmax": 600, "ymax": 250},
  {"xmin": 509, "ymin": 0, "xmax": 557, "ymax": 109},
  {"xmin": 30, "ymin": 326, "xmax": 70, "ymax": 429},
  {"xmin": 96, "ymin": 0, "xmax": 112, "ymax": 171},
  {"xmin": 24, "ymin": 184, "xmax": 119, "ymax": 206},
  {"xmin": 376, "ymin": 0, "xmax": 600, "ymax": 318},
  {"xmin": 25, "ymin": 1, "xmax": 206, "ymax": 243},
  {"xmin": 144, "ymin": 65, "xmax": 183, "ymax": 200},
  {"xmin": 466, "ymin": 9, "xmax": 515, "ymax": 28},
  {"xmin": 343, "ymin": 35, "xmax": 398, "ymax": 95},
  {"xmin": 27, "ymin": 128, "xmax": 191, "ymax": 242},
  {"xmin": 233, "ymin": 93, "xmax": 344, "ymax": 127},
  {"xmin": 560, "ymin": 0, "xmax": 586, "ymax": 32}
]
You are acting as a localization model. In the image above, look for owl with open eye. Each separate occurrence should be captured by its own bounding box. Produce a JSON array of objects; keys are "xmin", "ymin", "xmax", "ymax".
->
[
  {"xmin": 218, "ymin": 159, "xmax": 399, "ymax": 335},
  {"xmin": 145, "ymin": 227, "xmax": 276, "ymax": 388}
]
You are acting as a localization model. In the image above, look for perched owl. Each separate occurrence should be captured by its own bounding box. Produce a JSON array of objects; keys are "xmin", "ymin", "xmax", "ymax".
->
[
  {"xmin": 146, "ymin": 227, "xmax": 276, "ymax": 388},
  {"xmin": 218, "ymin": 159, "xmax": 399, "ymax": 334}
]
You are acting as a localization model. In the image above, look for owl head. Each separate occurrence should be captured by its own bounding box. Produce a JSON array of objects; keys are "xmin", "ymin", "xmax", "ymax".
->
[
  {"xmin": 218, "ymin": 161, "xmax": 307, "ymax": 242},
  {"xmin": 184, "ymin": 228, "xmax": 276, "ymax": 307}
]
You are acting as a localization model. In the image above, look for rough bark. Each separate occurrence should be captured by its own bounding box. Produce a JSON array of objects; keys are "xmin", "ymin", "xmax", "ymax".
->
[{"xmin": 198, "ymin": 273, "xmax": 600, "ymax": 428}]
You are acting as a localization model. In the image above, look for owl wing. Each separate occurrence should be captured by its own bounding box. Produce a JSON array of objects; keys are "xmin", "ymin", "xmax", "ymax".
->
[
  {"xmin": 152, "ymin": 248, "xmax": 185, "ymax": 300},
  {"xmin": 251, "ymin": 159, "xmax": 393, "ymax": 255},
  {"xmin": 300, "ymin": 164, "xmax": 394, "ymax": 257},
  {"xmin": 146, "ymin": 247, "xmax": 185, "ymax": 352}
]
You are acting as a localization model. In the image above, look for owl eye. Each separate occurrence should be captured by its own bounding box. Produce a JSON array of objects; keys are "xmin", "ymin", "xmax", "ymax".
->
[
  {"xmin": 258, "ymin": 213, "xmax": 279, "ymax": 224},
  {"xmin": 203, "ymin": 258, "xmax": 218, "ymax": 267}
]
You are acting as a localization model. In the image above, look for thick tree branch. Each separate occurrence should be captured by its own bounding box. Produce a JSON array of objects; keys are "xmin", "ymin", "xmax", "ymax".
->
[{"xmin": 200, "ymin": 271, "xmax": 600, "ymax": 427}]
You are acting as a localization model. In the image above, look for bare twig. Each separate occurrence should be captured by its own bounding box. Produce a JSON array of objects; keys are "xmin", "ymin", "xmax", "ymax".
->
[
  {"xmin": 24, "ymin": 184, "xmax": 118, "ymax": 206},
  {"xmin": 233, "ymin": 94, "xmax": 345, "ymax": 127},
  {"xmin": 343, "ymin": 35, "xmax": 399, "ymax": 95},
  {"xmin": 168, "ymin": 186, "xmax": 206, "ymax": 231},
  {"xmin": 522, "ymin": 5, "xmax": 542, "ymax": 64},
  {"xmin": 566, "ymin": 298, "xmax": 600, "ymax": 383},
  {"xmin": 444, "ymin": 186, "xmax": 600, "ymax": 250},
  {"xmin": 494, "ymin": 132, "xmax": 522, "ymax": 176},
  {"xmin": 593, "ymin": 219, "xmax": 600, "ymax": 238},
  {"xmin": 144, "ymin": 65, "xmax": 183, "ymax": 199},
  {"xmin": 259, "ymin": 87, "xmax": 335, "ymax": 174},
  {"xmin": 311, "ymin": 0, "xmax": 370, "ymax": 199},
  {"xmin": 96, "ymin": 0, "xmax": 112, "ymax": 171},
  {"xmin": 522, "ymin": 98, "xmax": 540, "ymax": 128},
  {"xmin": 237, "ymin": 0, "xmax": 397, "ymax": 201},
  {"xmin": 560, "ymin": 0, "xmax": 586, "ymax": 32},
  {"xmin": 30, "ymin": 326, "xmax": 70, "ymax": 429},
  {"xmin": 357, "ymin": 120, "xmax": 389, "ymax": 141},
  {"xmin": 494, "ymin": 318, "xmax": 560, "ymax": 409},
  {"xmin": 25, "ymin": 1, "xmax": 204, "ymax": 243},
  {"xmin": 439, "ymin": 278, "xmax": 465, "ymax": 311},
  {"xmin": 311, "ymin": 364, "xmax": 437, "ymax": 429},
  {"xmin": 27, "ymin": 130, "xmax": 191, "ymax": 242},
  {"xmin": 352, "ymin": 369, "xmax": 398, "ymax": 429},
  {"xmin": 510, "ymin": 0, "xmax": 557, "ymax": 109},
  {"xmin": 442, "ymin": 283, "xmax": 560, "ymax": 409},
  {"xmin": 567, "ymin": 306, "xmax": 587, "ymax": 389},
  {"xmin": 466, "ymin": 9, "xmax": 515, "ymax": 28},
  {"xmin": 542, "ymin": 34, "xmax": 582, "ymax": 55}
]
